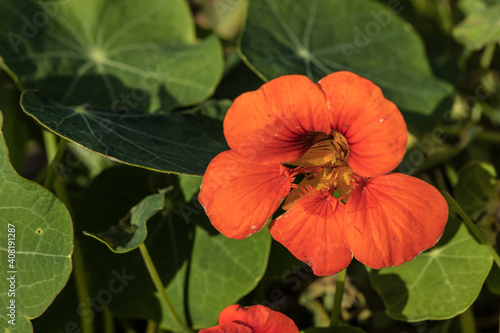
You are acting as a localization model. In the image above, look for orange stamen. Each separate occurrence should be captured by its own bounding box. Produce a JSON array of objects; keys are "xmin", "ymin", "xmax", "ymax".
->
[{"xmin": 283, "ymin": 129, "xmax": 363, "ymax": 208}]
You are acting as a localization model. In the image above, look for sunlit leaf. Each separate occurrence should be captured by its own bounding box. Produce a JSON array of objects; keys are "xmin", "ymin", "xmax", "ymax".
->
[
  {"xmin": 369, "ymin": 216, "xmax": 492, "ymax": 321},
  {"xmin": 455, "ymin": 162, "xmax": 500, "ymax": 297},
  {"xmin": 458, "ymin": 0, "xmax": 500, "ymax": 15},
  {"xmin": 21, "ymin": 91, "xmax": 228, "ymax": 175},
  {"xmin": 0, "ymin": 0, "xmax": 223, "ymax": 111},
  {"xmin": 187, "ymin": 218, "xmax": 272, "ymax": 329},
  {"xmin": 453, "ymin": 3, "xmax": 500, "ymax": 50},
  {"xmin": 0, "ymin": 112, "xmax": 73, "ymax": 332}
]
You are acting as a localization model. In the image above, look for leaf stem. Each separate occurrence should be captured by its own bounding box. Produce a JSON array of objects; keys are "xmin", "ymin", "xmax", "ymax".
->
[
  {"xmin": 436, "ymin": 0, "xmax": 453, "ymax": 34},
  {"xmin": 42, "ymin": 131, "xmax": 94, "ymax": 332},
  {"xmin": 329, "ymin": 268, "xmax": 347, "ymax": 327},
  {"xmin": 441, "ymin": 126, "xmax": 500, "ymax": 145},
  {"xmin": 444, "ymin": 163, "xmax": 458, "ymax": 187},
  {"xmin": 480, "ymin": 43, "xmax": 496, "ymax": 69},
  {"xmin": 146, "ymin": 320, "xmax": 158, "ymax": 333},
  {"xmin": 434, "ymin": 168, "xmax": 448, "ymax": 192},
  {"xmin": 138, "ymin": 243, "xmax": 193, "ymax": 333},
  {"xmin": 43, "ymin": 130, "xmax": 58, "ymax": 162},
  {"xmin": 43, "ymin": 133, "xmax": 68, "ymax": 190},
  {"xmin": 443, "ymin": 191, "xmax": 500, "ymax": 269},
  {"xmin": 73, "ymin": 238, "xmax": 95, "ymax": 333},
  {"xmin": 439, "ymin": 318, "xmax": 453, "ymax": 333},
  {"xmin": 459, "ymin": 306, "xmax": 477, "ymax": 333},
  {"xmin": 103, "ymin": 306, "xmax": 114, "ymax": 333}
]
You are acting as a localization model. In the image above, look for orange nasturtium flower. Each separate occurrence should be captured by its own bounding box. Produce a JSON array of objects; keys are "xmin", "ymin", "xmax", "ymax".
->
[
  {"xmin": 199, "ymin": 304, "xmax": 299, "ymax": 333},
  {"xmin": 199, "ymin": 71, "xmax": 448, "ymax": 276}
]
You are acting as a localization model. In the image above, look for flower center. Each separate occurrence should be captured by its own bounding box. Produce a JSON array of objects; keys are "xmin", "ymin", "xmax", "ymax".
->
[
  {"xmin": 283, "ymin": 130, "xmax": 361, "ymax": 210},
  {"xmin": 289, "ymin": 130, "xmax": 349, "ymax": 168}
]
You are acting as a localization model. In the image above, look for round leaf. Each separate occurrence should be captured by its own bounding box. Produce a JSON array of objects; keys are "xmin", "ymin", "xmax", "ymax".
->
[
  {"xmin": 0, "ymin": 0, "xmax": 223, "ymax": 111},
  {"xmin": 0, "ymin": 112, "xmax": 73, "ymax": 332},
  {"xmin": 239, "ymin": 0, "xmax": 453, "ymax": 125},
  {"xmin": 21, "ymin": 91, "xmax": 228, "ymax": 175},
  {"xmin": 369, "ymin": 216, "xmax": 492, "ymax": 321},
  {"xmin": 188, "ymin": 218, "xmax": 272, "ymax": 329}
]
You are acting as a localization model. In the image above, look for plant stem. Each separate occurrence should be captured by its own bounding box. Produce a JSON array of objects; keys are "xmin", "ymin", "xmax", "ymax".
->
[
  {"xmin": 441, "ymin": 127, "xmax": 500, "ymax": 145},
  {"xmin": 436, "ymin": 0, "xmax": 453, "ymax": 34},
  {"xmin": 434, "ymin": 168, "xmax": 448, "ymax": 192},
  {"xmin": 43, "ymin": 131, "xmax": 94, "ymax": 332},
  {"xmin": 146, "ymin": 320, "xmax": 158, "ymax": 333},
  {"xmin": 440, "ymin": 318, "xmax": 453, "ymax": 333},
  {"xmin": 459, "ymin": 306, "xmax": 477, "ymax": 333},
  {"xmin": 329, "ymin": 269, "xmax": 347, "ymax": 327},
  {"xmin": 103, "ymin": 306, "xmax": 114, "ymax": 333},
  {"xmin": 444, "ymin": 192, "xmax": 500, "ymax": 269},
  {"xmin": 138, "ymin": 243, "xmax": 193, "ymax": 333},
  {"xmin": 43, "ymin": 130, "xmax": 58, "ymax": 162},
  {"xmin": 480, "ymin": 43, "xmax": 496, "ymax": 69},
  {"xmin": 73, "ymin": 238, "xmax": 95, "ymax": 333},
  {"xmin": 444, "ymin": 163, "xmax": 458, "ymax": 187},
  {"xmin": 43, "ymin": 133, "xmax": 68, "ymax": 190}
]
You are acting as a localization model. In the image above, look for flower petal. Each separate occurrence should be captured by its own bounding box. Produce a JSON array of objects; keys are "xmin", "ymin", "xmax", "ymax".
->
[
  {"xmin": 224, "ymin": 75, "xmax": 331, "ymax": 164},
  {"xmin": 344, "ymin": 173, "xmax": 448, "ymax": 269},
  {"xmin": 199, "ymin": 322, "xmax": 253, "ymax": 333},
  {"xmin": 270, "ymin": 192, "xmax": 353, "ymax": 276},
  {"xmin": 199, "ymin": 150, "xmax": 293, "ymax": 239},
  {"xmin": 319, "ymin": 71, "xmax": 407, "ymax": 177},
  {"xmin": 218, "ymin": 305, "xmax": 299, "ymax": 333}
]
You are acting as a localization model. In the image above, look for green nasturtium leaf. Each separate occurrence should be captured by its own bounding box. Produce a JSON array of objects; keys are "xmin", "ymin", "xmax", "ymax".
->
[
  {"xmin": 84, "ymin": 189, "xmax": 170, "ymax": 252},
  {"xmin": 0, "ymin": 0, "xmax": 223, "ymax": 112},
  {"xmin": 79, "ymin": 168, "xmax": 271, "ymax": 331},
  {"xmin": 0, "ymin": 112, "xmax": 73, "ymax": 332},
  {"xmin": 369, "ymin": 216, "xmax": 493, "ymax": 321},
  {"xmin": 455, "ymin": 162, "xmax": 500, "ymax": 247},
  {"xmin": 21, "ymin": 91, "xmax": 228, "ymax": 175},
  {"xmin": 454, "ymin": 162, "xmax": 500, "ymax": 295},
  {"xmin": 455, "ymin": 162, "xmax": 499, "ymax": 221},
  {"xmin": 453, "ymin": 3, "xmax": 500, "ymax": 50},
  {"xmin": 239, "ymin": 0, "xmax": 453, "ymax": 126},
  {"xmin": 457, "ymin": 0, "xmax": 500, "ymax": 16},
  {"xmin": 187, "ymin": 218, "xmax": 272, "ymax": 329},
  {"xmin": 178, "ymin": 174, "xmax": 202, "ymax": 202}
]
